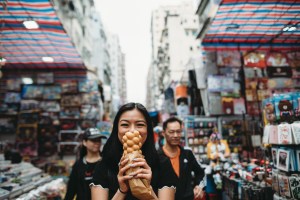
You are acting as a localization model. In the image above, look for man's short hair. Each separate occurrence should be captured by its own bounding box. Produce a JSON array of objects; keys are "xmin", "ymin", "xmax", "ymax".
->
[{"xmin": 162, "ymin": 116, "xmax": 183, "ymax": 130}]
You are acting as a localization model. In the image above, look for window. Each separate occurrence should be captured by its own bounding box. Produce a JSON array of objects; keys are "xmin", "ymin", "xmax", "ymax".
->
[
  {"xmin": 82, "ymin": 27, "xmax": 85, "ymax": 36},
  {"xmin": 185, "ymin": 30, "xmax": 189, "ymax": 36},
  {"xmin": 192, "ymin": 29, "xmax": 197, "ymax": 36}
]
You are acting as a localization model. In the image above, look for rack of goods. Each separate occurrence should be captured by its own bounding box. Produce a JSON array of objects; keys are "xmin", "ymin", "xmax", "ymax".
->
[
  {"xmin": 262, "ymin": 92, "xmax": 300, "ymax": 199},
  {"xmin": 183, "ymin": 116, "xmax": 218, "ymax": 162}
]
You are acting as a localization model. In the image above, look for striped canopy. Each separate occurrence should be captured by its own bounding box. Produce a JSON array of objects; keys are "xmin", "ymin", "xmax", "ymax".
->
[
  {"xmin": 202, "ymin": 0, "xmax": 300, "ymax": 51},
  {"xmin": 0, "ymin": 0, "xmax": 85, "ymax": 69}
]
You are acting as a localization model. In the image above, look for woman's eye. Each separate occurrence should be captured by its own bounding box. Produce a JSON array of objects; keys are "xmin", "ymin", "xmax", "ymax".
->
[
  {"xmin": 137, "ymin": 123, "xmax": 146, "ymax": 127},
  {"xmin": 120, "ymin": 124, "xmax": 129, "ymax": 127}
]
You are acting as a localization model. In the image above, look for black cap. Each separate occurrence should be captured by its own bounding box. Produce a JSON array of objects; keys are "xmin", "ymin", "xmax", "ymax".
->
[{"xmin": 83, "ymin": 128, "xmax": 107, "ymax": 140}]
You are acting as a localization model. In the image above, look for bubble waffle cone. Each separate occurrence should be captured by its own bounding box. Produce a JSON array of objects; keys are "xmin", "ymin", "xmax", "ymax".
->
[{"xmin": 122, "ymin": 131, "xmax": 155, "ymax": 199}]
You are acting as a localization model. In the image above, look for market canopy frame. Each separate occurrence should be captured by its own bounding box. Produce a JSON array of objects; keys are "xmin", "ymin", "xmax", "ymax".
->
[
  {"xmin": 0, "ymin": 0, "xmax": 85, "ymax": 69},
  {"xmin": 202, "ymin": 0, "xmax": 300, "ymax": 51}
]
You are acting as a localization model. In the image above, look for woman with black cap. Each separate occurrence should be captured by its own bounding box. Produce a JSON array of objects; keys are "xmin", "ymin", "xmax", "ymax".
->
[{"xmin": 64, "ymin": 128, "xmax": 107, "ymax": 200}]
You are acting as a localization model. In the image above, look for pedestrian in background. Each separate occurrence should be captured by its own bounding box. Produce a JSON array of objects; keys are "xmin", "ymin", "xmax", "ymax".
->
[
  {"xmin": 90, "ymin": 102, "xmax": 176, "ymax": 200},
  {"xmin": 158, "ymin": 116, "xmax": 205, "ymax": 200},
  {"xmin": 64, "ymin": 128, "xmax": 106, "ymax": 200}
]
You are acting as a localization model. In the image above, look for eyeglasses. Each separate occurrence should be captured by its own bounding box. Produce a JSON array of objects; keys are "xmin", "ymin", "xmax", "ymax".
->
[{"xmin": 167, "ymin": 130, "xmax": 182, "ymax": 135}]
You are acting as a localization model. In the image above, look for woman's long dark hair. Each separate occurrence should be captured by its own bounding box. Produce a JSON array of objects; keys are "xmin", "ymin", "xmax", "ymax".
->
[{"xmin": 101, "ymin": 102, "xmax": 159, "ymax": 172}]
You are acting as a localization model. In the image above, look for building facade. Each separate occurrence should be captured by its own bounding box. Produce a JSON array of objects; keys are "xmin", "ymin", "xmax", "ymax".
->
[
  {"xmin": 107, "ymin": 34, "xmax": 126, "ymax": 118},
  {"xmin": 148, "ymin": 0, "xmax": 200, "ymax": 111},
  {"xmin": 52, "ymin": 0, "xmax": 127, "ymax": 120}
]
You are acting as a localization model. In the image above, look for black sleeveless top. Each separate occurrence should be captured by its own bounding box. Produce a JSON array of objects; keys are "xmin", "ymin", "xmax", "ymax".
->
[{"xmin": 91, "ymin": 160, "xmax": 176, "ymax": 199}]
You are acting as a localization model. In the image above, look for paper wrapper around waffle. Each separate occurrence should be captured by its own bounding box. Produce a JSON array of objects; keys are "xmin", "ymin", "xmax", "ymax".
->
[{"xmin": 124, "ymin": 151, "xmax": 155, "ymax": 200}]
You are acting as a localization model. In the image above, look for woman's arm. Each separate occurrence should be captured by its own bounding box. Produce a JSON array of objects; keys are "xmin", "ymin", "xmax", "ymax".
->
[
  {"xmin": 91, "ymin": 186, "xmax": 109, "ymax": 200},
  {"xmin": 111, "ymin": 189, "xmax": 128, "ymax": 200},
  {"xmin": 158, "ymin": 187, "xmax": 175, "ymax": 200}
]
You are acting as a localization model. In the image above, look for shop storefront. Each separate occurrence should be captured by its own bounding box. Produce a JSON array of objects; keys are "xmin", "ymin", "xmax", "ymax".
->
[{"xmin": 0, "ymin": 1, "xmax": 106, "ymax": 198}]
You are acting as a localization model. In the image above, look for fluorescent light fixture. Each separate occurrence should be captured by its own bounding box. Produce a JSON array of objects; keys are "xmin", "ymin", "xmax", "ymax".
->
[
  {"xmin": 282, "ymin": 25, "xmax": 297, "ymax": 32},
  {"xmin": 22, "ymin": 77, "xmax": 33, "ymax": 84},
  {"xmin": 42, "ymin": 56, "xmax": 54, "ymax": 62},
  {"xmin": 0, "ymin": 57, "xmax": 6, "ymax": 66},
  {"xmin": 23, "ymin": 20, "xmax": 39, "ymax": 29},
  {"xmin": 289, "ymin": 26, "xmax": 297, "ymax": 31},
  {"xmin": 283, "ymin": 27, "xmax": 289, "ymax": 31}
]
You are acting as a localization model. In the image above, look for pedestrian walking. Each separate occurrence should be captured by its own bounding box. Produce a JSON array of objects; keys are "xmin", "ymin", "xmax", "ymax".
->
[{"xmin": 64, "ymin": 128, "xmax": 106, "ymax": 200}]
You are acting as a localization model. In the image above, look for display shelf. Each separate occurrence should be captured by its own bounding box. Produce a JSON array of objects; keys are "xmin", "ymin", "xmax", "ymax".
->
[
  {"xmin": 0, "ymin": 160, "xmax": 64, "ymax": 199},
  {"xmin": 58, "ymin": 129, "xmax": 83, "ymax": 142},
  {"xmin": 183, "ymin": 116, "xmax": 218, "ymax": 161},
  {"xmin": 38, "ymin": 125, "xmax": 59, "ymax": 157},
  {"xmin": 182, "ymin": 114, "xmax": 261, "ymax": 164},
  {"xmin": 0, "ymin": 75, "xmax": 103, "ymax": 161},
  {"xmin": 262, "ymin": 93, "xmax": 300, "ymax": 199},
  {"xmin": 0, "ymin": 113, "xmax": 18, "ymax": 116},
  {"xmin": 0, "ymin": 116, "xmax": 17, "ymax": 135},
  {"xmin": 0, "ymin": 188, "xmax": 9, "ymax": 200},
  {"xmin": 16, "ymin": 177, "xmax": 64, "ymax": 199},
  {"xmin": 218, "ymin": 115, "xmax": 260, "ymax": 154},
  {"xmin": 58, "ymin": 117, "xmax": 81, "ymax": 120},
  {"xmin": 57, "ymin": 141, "xmax": 80, "ymax": 157}
]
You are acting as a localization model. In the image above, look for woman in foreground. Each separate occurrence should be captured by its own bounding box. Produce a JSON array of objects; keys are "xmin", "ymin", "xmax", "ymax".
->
[{"xmin": 90, "ymin": 102, "xmax": 176, "ymax": 200}]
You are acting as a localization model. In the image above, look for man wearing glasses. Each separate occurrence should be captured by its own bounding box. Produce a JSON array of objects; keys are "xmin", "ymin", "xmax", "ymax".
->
[{"xmin": 158, "ymin": 116, "xmax": 205, "ymax": 200}]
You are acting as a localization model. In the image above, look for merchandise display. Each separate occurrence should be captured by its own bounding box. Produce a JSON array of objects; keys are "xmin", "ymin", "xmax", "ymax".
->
[
  {"xmin": 218, "ymin": 116, "xmax": 244, "ymax": 154},
  {"xmin": 0, "ymin": 73, "xmax": 106, "ymax": 200},
  {"xmin": 183, "ymin": 115, "xmax": 260, "ymax": 161},
  {"xmin": 262, "ymin": 93, "xmax": 300, "ymax": 199},
  {"xmin": 184, "ymin": 116, "xmax": 217, "ymax": 161},
  {"xmin": 204, "ymin": 51, "xmax": 246, "ymax": 117},
  {"xmin": 0, "ymin": 117, "xmax": 16, "ymax": 134},
  {"xmin": 0, "ymin": 71, "xmax": 104, "ymax": 161},
  {"xmin": 243, "ymin": 51, "xmax": 299, "ymax": 116},
  {"xmin": 182, "ymin": 114, "xmax": 269, "ymax": 199},
  {"xmin": 203, "ymin": 51, "xmax": 299, "ymax": 117},
  {"xmin": 58, "ymin": 129, "xmax": 82, "ymax": 158},
  {"xmin": 16, "ymin": 178, "xmax": 66, "ymax": 200},
  {"xmin": 0, "ymin": 156, "xmax": 66, "ymax": 199}
]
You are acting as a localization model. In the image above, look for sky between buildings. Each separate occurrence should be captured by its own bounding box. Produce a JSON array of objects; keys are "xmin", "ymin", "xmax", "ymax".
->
[{"xmin": 95, "ymin": 0, "xmax": 193, "ymax": 106}]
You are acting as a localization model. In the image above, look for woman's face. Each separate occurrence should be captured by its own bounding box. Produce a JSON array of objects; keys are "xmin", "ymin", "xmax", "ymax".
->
[
  {"xmin": 118, "ymin": 109, "xmax": 147, "ymax": 145},
  {"xmin": 83, "ymin": 138, "xmax": 102, "ymax": 153}
]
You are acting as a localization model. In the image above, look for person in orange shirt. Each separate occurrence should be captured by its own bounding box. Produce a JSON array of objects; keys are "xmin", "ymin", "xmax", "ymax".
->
[{"xmin": 158, "ymin": 116, "xmax": 205, "ymax": 200}]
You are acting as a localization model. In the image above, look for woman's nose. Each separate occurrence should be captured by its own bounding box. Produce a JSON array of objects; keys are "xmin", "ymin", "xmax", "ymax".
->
[{"xmin": 129, "ymin": 125, "xmax": 136, "ymax": 132}]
